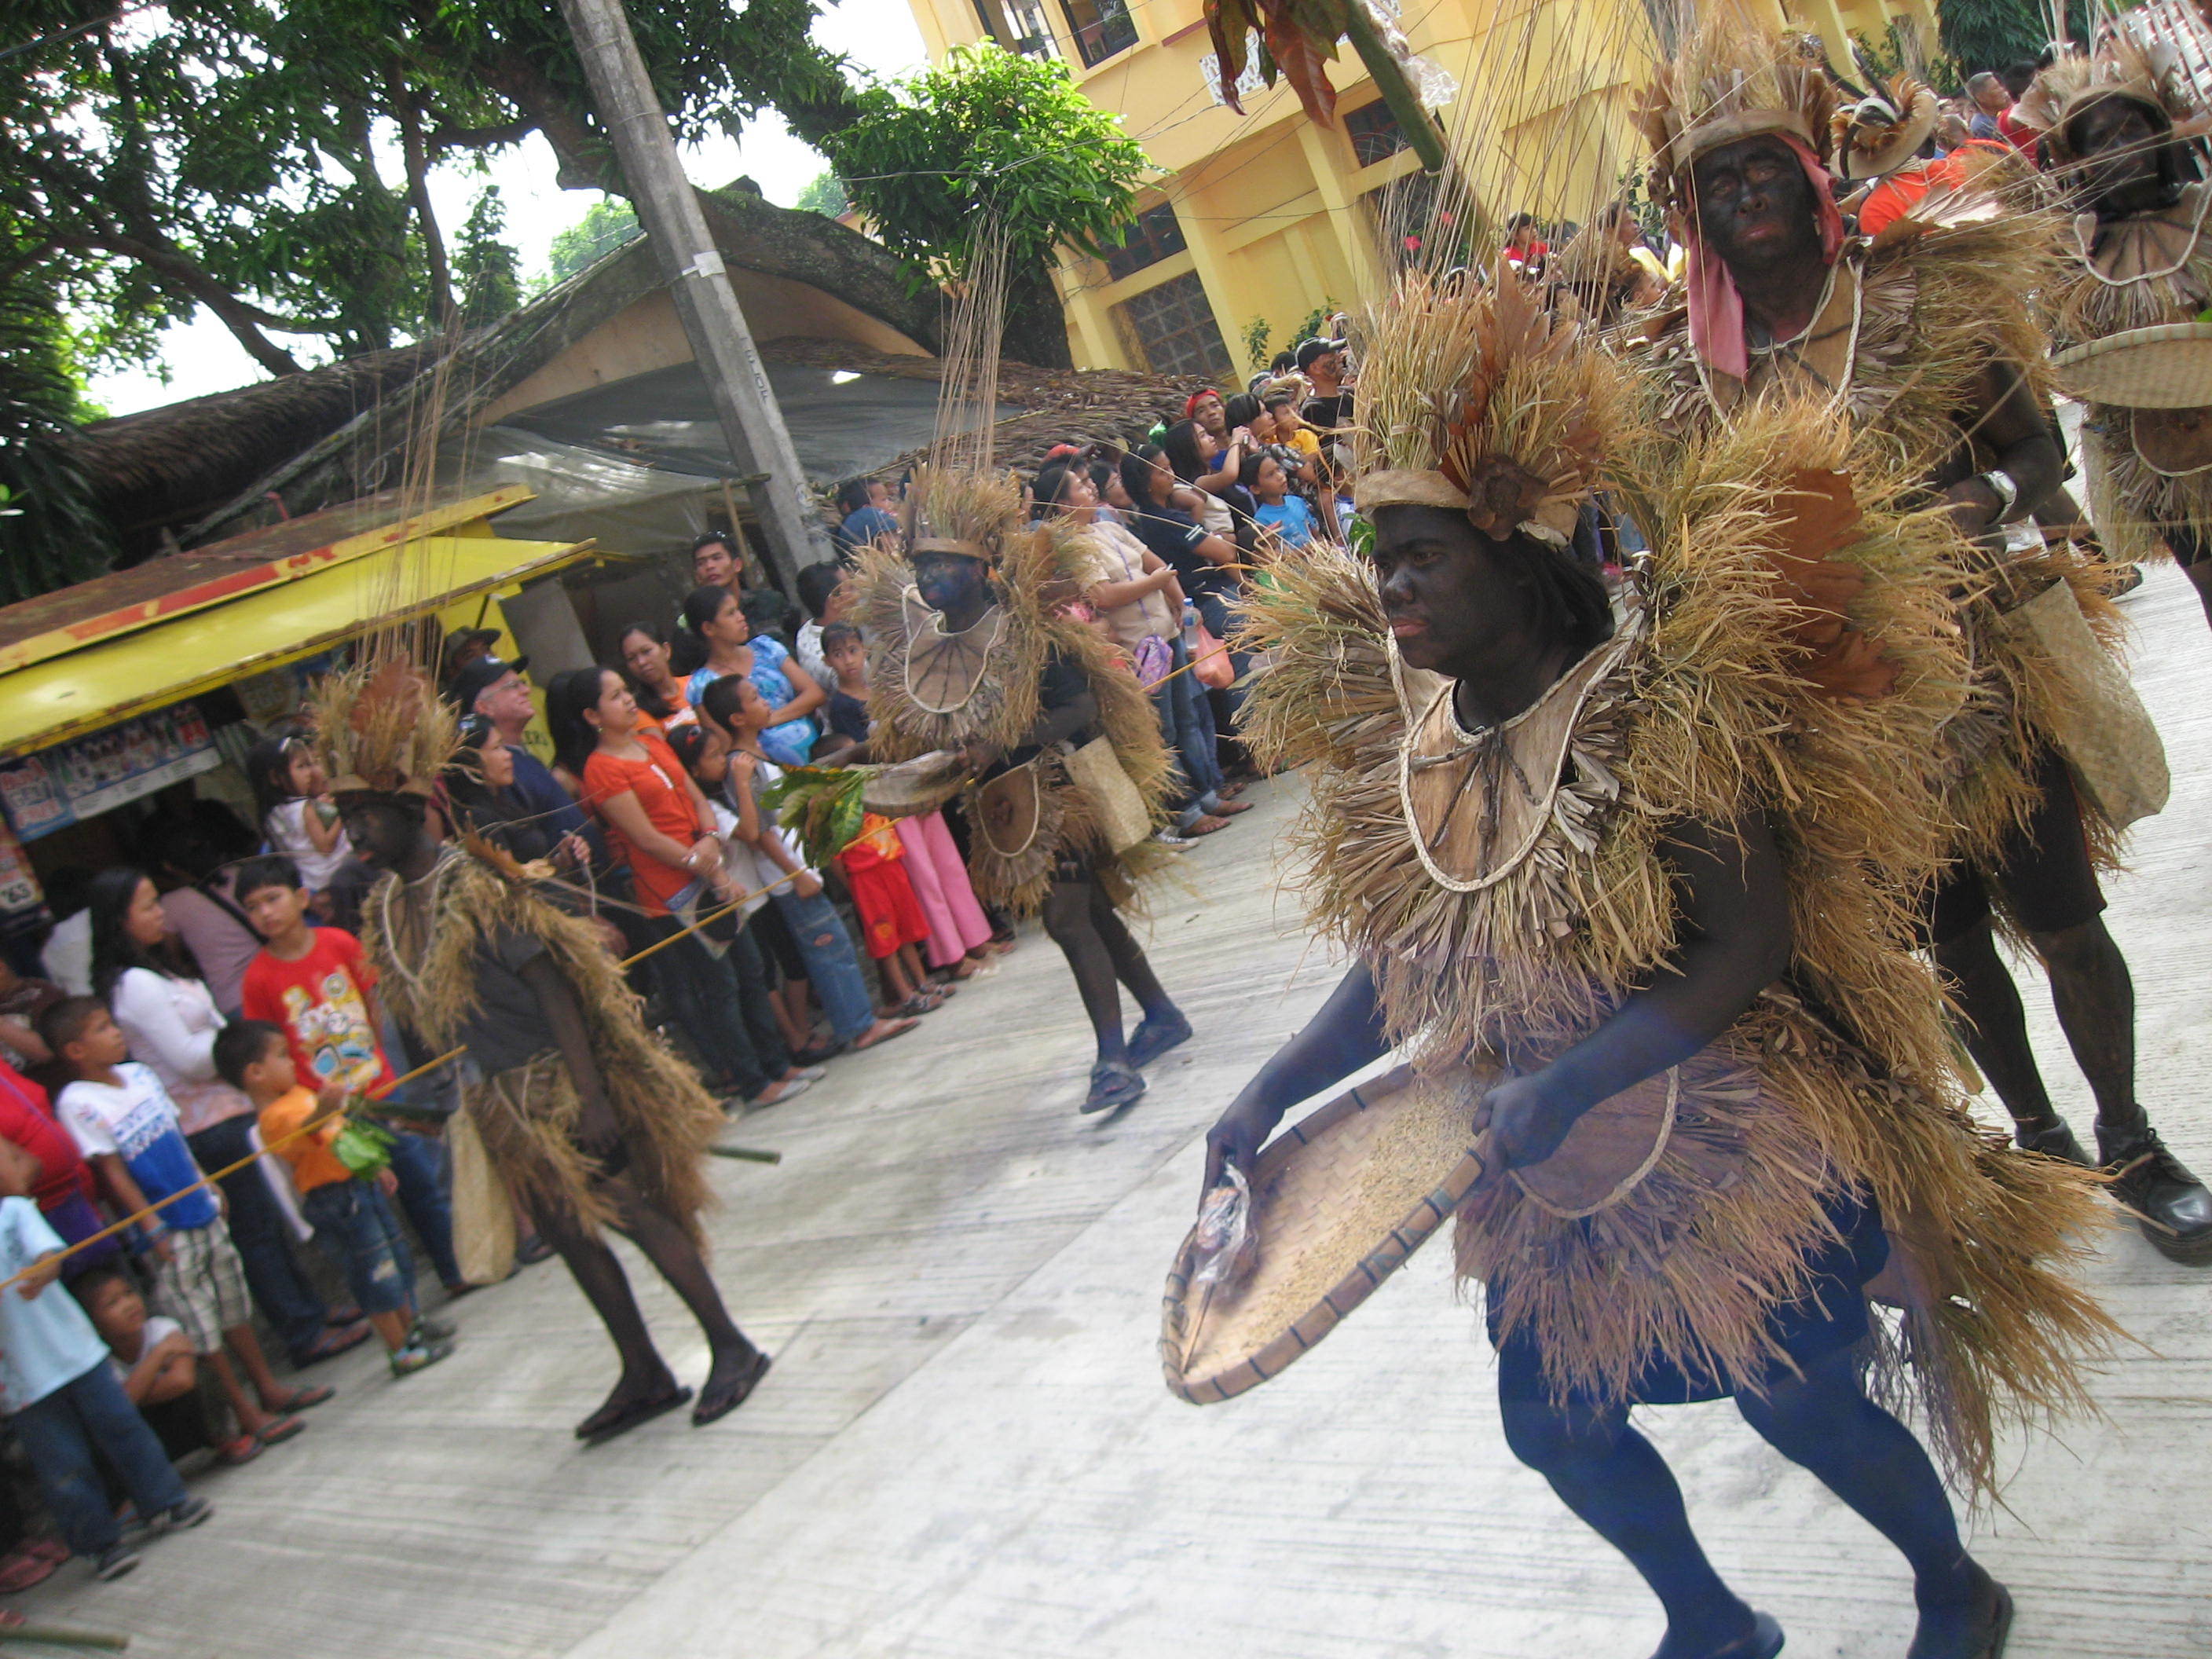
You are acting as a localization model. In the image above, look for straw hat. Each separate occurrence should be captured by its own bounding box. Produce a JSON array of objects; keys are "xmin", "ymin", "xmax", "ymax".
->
[
  {"xmin": 1832, "ymin": 75, "xmax": 1940, "ymax": 183},
  {"xmin": 1634, "ymin": 20, "xmax": 1837, "ymax": 211},
  {"xmin": 2053, "ymin": 320, "xmax": 2212, "ymax": 408},
  {"xmin": 2020, "ymin": 38, "xmax": 2194, "ymax": 169}
]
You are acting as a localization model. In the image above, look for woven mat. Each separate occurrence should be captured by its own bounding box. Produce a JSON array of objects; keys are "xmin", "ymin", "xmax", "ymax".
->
[{"xmin": 2053, "ymin": 322, "xmax": 2212, "ymax": 409}]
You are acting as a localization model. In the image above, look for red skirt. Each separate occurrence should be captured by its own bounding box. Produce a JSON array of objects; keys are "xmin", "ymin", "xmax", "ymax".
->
[{"xmin": 840, "ymin": 859, "xmax": 929, "ymax": 959}]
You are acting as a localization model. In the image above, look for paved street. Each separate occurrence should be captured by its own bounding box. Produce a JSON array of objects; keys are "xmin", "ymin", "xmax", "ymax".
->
[{"xmin": 19, "ymin": 567, "xmax": 2212, "ymax": 1659}]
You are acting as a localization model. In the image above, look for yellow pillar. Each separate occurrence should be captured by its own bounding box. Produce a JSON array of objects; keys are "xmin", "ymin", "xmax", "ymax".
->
[
  {"xmin": 1295, "ymin": 122, "xmax": 1386, "ymax": 306},
  {"xmin": 1169, "ymin": 201, "xmax": 1257, "ymax": 379},
  {"xmin": 1064, "ymin": 275, "xmax": 1122, "ymax": 370}
]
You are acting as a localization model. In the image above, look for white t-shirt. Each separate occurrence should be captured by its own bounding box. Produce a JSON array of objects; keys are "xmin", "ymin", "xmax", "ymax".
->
[
  {"xmin": 264, "ymin": 799, "xmax": 352, "ymax": 891},
  {"xmin": 108, "ymin": 1314, "xmax": 184, "ymax": 1390},
  {"xmin": 40, "ymin": 910, "xmax": 92, "ymax": 997},
  {"xmin": 108, "ymin": 967, "xmax": 246, "ymax": 1136},
  {"xmin": 721, "ymin": 757, "xmax": 817, "ymax": 904}
]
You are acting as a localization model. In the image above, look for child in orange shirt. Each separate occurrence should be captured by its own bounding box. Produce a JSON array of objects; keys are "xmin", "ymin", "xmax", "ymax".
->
[{"xmin": 217, "ymin": 1023, "xmax": 453, "ymax": 1379}]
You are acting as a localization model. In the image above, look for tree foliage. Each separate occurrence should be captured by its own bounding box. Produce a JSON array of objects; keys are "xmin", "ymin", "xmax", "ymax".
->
[
  {"xmin": 455, "ymin": 188, "xmax": 525, "ymax": 328},
  {"xmin": 1935, "ymin": 0, "xmax": 2045, "ymax": 76},
  {"xmin": 0, "ymin": 0, "xmax": 866, "ymax": 381},
  {"xmin": 823, "ymin": 44, "xmax": 1146, "ymax": 281},
  {"xmin": 795, "ymin": 170, "xmax": 851, "ymax": 218},
  {"xmin": 544, "ymin": 199, "xmax": 643, "ymax": 287},
  {"xmin": 0, "ymin": 295, "xmax": 117, "ymax": 603}
]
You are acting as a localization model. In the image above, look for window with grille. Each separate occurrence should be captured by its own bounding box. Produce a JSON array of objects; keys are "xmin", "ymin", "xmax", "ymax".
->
[
  {"xmin": 1060, "ymin": 0, "xmax": 1137, "ymax": 66},
  {"xmin": 1102, "ymin": 203, "xmax": 1188, "ymax": 283},
  {"xmin": 1344, "ymin": 99, "xmax": 1409, "ymax": 167},
  {"xmin": 971, "ymin": 0, "xmax": 1061, "ymax": 60},
  {"xmin": 1364, "ymin": 170, "xmax": 1458, "ymax": 268},
  {"xmin": 1117, "ymin": 272, "xmax": 1233, "ymax": 379}
]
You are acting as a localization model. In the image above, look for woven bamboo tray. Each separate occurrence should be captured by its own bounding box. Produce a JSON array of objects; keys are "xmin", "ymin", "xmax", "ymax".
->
[
  {"xmin": 2053, "ymin": 321, "xmax": 2212, "ymax": 408},
  {"xmin": 1161, "ymin": 1064, "xmax": 1492, "ymax": 1404}
]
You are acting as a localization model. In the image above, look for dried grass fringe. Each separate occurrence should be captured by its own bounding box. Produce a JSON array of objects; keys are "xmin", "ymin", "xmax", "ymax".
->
[{"xmin": 364, "ymin": 850, "xmax": 722, "ymax": 1244}]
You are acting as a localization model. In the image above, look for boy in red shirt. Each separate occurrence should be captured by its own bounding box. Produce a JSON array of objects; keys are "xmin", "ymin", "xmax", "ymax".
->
[{"xmin": 235, "ymin": 855, "xmax": 467, "ymax": 1298}]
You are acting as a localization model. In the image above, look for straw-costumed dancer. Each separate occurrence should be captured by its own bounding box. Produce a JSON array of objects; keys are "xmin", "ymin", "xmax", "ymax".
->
[
  {"xmin": 1626, "ymin": 17, "xmax": 2212, "ymax": 1261},
  {"xmin": 844, "ymin": 462, "xmax": 1187, "ymax": 1115},
  {"xmin": 313, "ymin": 659, "xmax": 771, "ymax": 1444},
  {"xmin": 1199, "ymin": 267, "xmax": 2115, "ymax": 1659},
  {"xmin": 2021, "ymin": 38, "xmax": 2212, "ymax": 624}
]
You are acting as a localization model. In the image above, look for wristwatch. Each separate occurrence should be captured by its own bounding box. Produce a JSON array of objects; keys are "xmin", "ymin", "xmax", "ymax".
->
[{"xmin": 1977, "ymin": 468, "xmax": 2020, "ymax": 522}]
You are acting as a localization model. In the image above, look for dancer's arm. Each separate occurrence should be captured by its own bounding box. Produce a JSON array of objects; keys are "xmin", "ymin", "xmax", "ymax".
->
[
  {"xmin": 518, "ymin": 955, "xmax": 621, "ymax": 1158},
  {"xmin": 1483, "ymin": 811, "xmax": 1789, "ymax": 1170},
  {"xmin": 1202, "ymin": 961, "xmax": 1388, "ymax": 1193}
]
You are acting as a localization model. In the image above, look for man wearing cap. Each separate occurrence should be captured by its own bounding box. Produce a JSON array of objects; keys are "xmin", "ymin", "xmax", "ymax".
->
[
  {"xmin": 1295, "ymin": 337, "xmax": 1353, "ymax": 434},
  {"xmin": 448, "ymin": 655, "xmax": 592, "ymax": 868},
  {"xmin": 438, "ymin": 627, "xmax": 503, "ymax": 696},
  {"xmin": 1632, "ymin": 23, "xmax": 2212, "ymax": 1259}
]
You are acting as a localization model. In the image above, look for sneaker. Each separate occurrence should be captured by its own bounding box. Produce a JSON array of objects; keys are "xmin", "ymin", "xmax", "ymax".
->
[
  {"xmin": 93, "ymin": 1544, "xmax": 140, "ymax": 1582},
  {"xmin": 1155, "ymin": 830, "xmax": 1194, "ymax": 848},
  {"xmin": 390, "ymin": 1339, "xmax": 456, "ymax": 1378},
  {"xmin": 411, "ymin": 1315, "xmax": 458, "ymax": 1343},
  {"xmin": 161, "ymin": 1497, "xmax": 214, "ymax": 1533}
]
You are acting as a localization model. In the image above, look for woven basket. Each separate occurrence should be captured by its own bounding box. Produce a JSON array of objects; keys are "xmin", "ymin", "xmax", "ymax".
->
[
  {"xmin": 1161, "ymin": 1065, "xmax": 1493, "ymax": 1404},
  {"xmin": 2052, "ymin": 321, "xmax": 2212, "ymax": 409}
]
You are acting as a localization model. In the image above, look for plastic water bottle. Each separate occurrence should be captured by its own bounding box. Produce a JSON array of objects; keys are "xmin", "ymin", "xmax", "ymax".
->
[{"xmin": 1181, "ymin": 600, "xmax": 1199, "ymax": 650}]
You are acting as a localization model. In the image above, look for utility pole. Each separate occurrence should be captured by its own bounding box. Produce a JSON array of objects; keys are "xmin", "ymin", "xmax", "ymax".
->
[{"xmin": 556, "ymin": 0, "xmax": 822, "ymax": 592}]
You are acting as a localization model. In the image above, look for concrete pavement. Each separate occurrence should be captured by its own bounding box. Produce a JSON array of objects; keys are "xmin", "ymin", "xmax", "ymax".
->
[{"xmin": 17, "ymin": 566, "xmax": 2212, "ymax": 1657}]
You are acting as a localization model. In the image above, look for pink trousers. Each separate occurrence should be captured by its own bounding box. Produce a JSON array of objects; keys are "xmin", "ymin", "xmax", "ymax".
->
[{"xmin": 893, "ymin": 811, "xmax": 994, "ymax": 969}]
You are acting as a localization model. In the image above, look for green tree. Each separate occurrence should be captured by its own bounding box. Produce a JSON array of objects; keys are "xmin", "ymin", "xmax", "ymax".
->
[
  {"xmin": 0, "ymin": 297, "xmax": 117, "ymax": 603},
  {"xmin": 796, "ymin": 170, "xmax": 851, "ymax": 218},
  {"xmin": 1935, "ymin": 0, "xmax": 2045, "ymax": 76},
  {"xmin": 822, "ymin": 44, "xmax": 1148, "ymax": 368},
  {"xmin": 455, "ymin": 187, "xmax": 525, "ymax": 328},
  {"xmin": 544, "ymin": 198, "xmax": 643, "ymax": 285}
]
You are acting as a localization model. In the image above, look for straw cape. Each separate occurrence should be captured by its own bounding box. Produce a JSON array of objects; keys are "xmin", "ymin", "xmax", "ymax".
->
[
  {"xmin": 1232, "ymin": 273, "xmax": 2112, "ymax": 1492},
  {"xmin": 2027, "ymin": 44, "xmax": 2212, "ymax": 566},
  {"xmin": 310, "ymin": 663, "xmax": 721, "ymax": 1244},
  {"xmin": 1626, "ymin": 20, "xmax": 2132, "ymax": 921},
  {"xmin": 848, "ymin": 471, "xmax": 1174, "ymax": 915}
]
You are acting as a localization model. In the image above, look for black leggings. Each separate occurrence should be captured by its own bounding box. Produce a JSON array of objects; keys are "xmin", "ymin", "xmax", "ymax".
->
[{"xmin": 1038, "ymin": 872, "xmax": 1170, "ymax": 1061}]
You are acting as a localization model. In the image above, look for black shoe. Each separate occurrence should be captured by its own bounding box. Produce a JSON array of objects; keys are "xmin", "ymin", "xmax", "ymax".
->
[
  {"xmin": 1908, "ymin": 1573, "xmax": 2012, "ymax": 1658},
  {"xmin": 2013, "ymin": 1117, "xmax": 2091, "ymax": 1166},
  {"xmin": 576, "ymin": 1384, "xmax": 693, "ymax": 1446},
  {"xmin": 1081, "ymin": 1060, "xmax": 1147, "ymax": 1115},
  {"xmin": 1124, "ymin": 1012, "xmax": 1192, "ymax": 1070},
  {"xmin": 694, "ymin": 1346, "xmax": 772, "ymax": 1426},
  {"xmin": 2099, "ymin": 1121, "xmax": 2212, "ymax": 1262}
]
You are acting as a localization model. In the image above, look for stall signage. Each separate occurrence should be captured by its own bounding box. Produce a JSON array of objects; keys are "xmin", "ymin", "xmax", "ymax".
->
[{"xmin": 0, "ymin": 703, "xmax": 220, "ymax": 842}]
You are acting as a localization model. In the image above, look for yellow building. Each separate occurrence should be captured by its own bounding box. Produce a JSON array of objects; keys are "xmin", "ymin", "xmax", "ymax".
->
[{"xmin": 906, "ymin": 0, "xmax": 1940, "ymax": 379}]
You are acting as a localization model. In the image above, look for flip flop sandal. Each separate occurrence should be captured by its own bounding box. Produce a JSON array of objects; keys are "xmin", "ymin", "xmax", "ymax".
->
[
  {"xmin": 296, "ymin": 1323, "xmax": 372, "ymax": 1365},
  {"xmin": 693, "ymin": 1348, "xmax": 774, "ymax": 1427},
  {"xmin": 851, "ymin": 1018, "xmax": 919, "ymax": 1052},
  {"xmin": 1082, "ymin": 1060, "xmax": 1147, "ymax": 1115},
  {"xmin": 214, "ymin": 1436, "xmax": 264, "ymax": 1467},
  {"xmin": 894, "ymin": 993, "xmax": 944, "ymax": 1016},
  {"xmin": 1124, "ymin": 1014, "xmax": 1193, "ymax": 1069},
  {"xmin": 267, "ymin": 1385, "xmax": 335, "ymax": 1412},
  {"xmin": 576, "ymin": 1385, "xmax": 694, "ymax": 1447},
  {"xmin": 255, "ymin": 1415, "xmax": 306, "ymax": 1448},
  {"xmin": 1210, "ymin": 799, "xmax": 1255, "ymax": 816},
  {"xmin": 0, "ymin": 1545, "xmax": 59, "ymax": 1593},
  {"xmin": 325, "ymin": 1306, "xmax": 364, "ymax": 1326}
]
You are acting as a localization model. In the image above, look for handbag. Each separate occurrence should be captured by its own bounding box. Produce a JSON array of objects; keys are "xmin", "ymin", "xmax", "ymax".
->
[
  {"xmin": 1063, "ymin": 734, "xmax": 1153, "ymax": 854},
  {"xmin": 447, "ymin": 1108, "xmax": 517, "ymax": 1287},
  {"xmin": 1995, "ymin": 577, "xmax": 2170, "ymax": 831},
  {"xmin": 1192, "ymin": 624, "xmax": 1234, "ymax": 690}
]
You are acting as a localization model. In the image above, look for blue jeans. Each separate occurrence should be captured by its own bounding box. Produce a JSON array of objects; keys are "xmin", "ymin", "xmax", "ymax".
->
[
  {"xmin": 1192, "ymin": 589, "xmax": 1251, "ymax": 734},
  {"xmin": 186, "ymin": 1119, "xmax": 328, "ymax": 1364},
  {"xmin": 13, "ymin": 1364, "xmax": 190, "ymax": 1553},
  {"xmin": 645, "ymin": 915, "xmax": 789, "ymax": 1097},
  {"xmin": 1151, "ymin": 635, "xmax": 1223, "ymax": 825},
  {"xmin": 773, "ymin": 888, "xmax": 876, "ymax": 1046},
  {"xmin": 302, "ymin": 1180, "xmax": 414, "ymax": 1317},
  {"xmin": 381, "ymin": 1127, "xmax": 460, "ymax": 1291}
]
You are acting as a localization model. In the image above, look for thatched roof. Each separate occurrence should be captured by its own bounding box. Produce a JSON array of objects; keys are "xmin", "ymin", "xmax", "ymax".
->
[
  {"xmin": 66, "ymin": 345, "xmax": 441, "ymax": 558},
  {"xmin": 757, "ymin": 337, "xmax": 1210, "ymax": 478}
]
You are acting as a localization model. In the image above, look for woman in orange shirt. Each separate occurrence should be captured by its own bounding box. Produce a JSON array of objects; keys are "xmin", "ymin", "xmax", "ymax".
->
[{"xmin": 548, "ymin": 668, "xmax": 814, "ymax": 1109}]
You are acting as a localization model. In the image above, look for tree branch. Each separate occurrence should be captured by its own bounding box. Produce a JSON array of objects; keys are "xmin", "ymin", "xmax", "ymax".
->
[
  {"xmin": 44, "ymin": 231, "xmax": 309, "ymax": 375},
  {"xmin": 392, "ymin": 79, "xmax": 456, "ymax": 329}
]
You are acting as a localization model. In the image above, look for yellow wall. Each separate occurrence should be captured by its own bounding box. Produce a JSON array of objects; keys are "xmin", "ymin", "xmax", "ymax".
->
[{"xmin": 909, "ymin": 0, "xmax": 1938, "ymax": 378}]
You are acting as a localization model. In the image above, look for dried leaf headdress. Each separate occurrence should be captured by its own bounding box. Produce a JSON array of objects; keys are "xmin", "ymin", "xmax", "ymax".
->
[
  {"xmin": 309, "ymin": 657, "xmax": 459, "ymax": 799},
  {"xmin": 899, "ymin": 222, "xmax": 1027, "ymax": 566},
  {"xmin": 2020, "ymin": 35, "xmax": 2196, "ymax": 170},
  {"xmin": 1353, "ymin": 270, "xmax": 1626, "ymax": 547},
  {"xmin": 1633, "ymin": 19, "xmax": 1837, "ymax": 211},
  {"xmin": 1831, "ymin": 73, "xmax": 1939, "ymax": 183}
]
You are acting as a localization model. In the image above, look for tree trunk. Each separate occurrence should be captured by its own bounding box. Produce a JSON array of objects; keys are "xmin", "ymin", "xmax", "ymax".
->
[
  {"xmin": 394, "ymin": 86, "xmax": 456, "ymax": 330},
  {"xmin": 1002, "ymin": 258, "xmax": 1074, "ymax": 369}
]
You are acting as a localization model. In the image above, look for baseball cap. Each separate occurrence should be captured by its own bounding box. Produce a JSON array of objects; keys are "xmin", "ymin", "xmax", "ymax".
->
[
  {"xmin": 438, "ymin": 626, "xmax": 502, "ymax": 678},
  {"xmin": 447, "ymin": 654, "xmax": 531, "ymax": 712},
  {"xmin": 1295, "ymin": 337, "xmax": 1349, "ymax": 372}
]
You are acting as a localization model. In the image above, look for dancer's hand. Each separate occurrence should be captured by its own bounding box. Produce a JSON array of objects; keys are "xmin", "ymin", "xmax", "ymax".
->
[
  {"xmin": 1482, "ymin": 1071, "xmax": 1580, "ymax": 1170},
  {"xmin": 574, "ymin": 1087, "xmax": 622, "ymax": 1161},
  {"xmin": 961, "ymin": 739, "xmax": 1002, "ymax": 775},
  {"xmin": 1203, "ymin": 1095, "xmax": 1282, "ymax": 1196}
]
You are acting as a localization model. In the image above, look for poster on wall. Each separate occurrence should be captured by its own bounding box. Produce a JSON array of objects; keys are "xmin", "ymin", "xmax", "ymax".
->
[
  {"xmin": 0, "ymin": 820, "xmax": 41, "ymax": 917},
  {"xmin": 0, "ymin": 702, "xmax": 221, "ymax": 843}
]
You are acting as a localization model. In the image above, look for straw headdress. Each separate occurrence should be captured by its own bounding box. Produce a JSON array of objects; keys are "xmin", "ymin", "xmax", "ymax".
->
[
  {"xmin": 2020, "ymin": 37, "xmax": 2196, "ymax": 170},
  {"xmin": 1634, "ymin": 19, "xmax": 1837, "ymax": 210},
  {"xmin": 1831, "ymin": 73, "xmax": 1940, "ymax": 183},
  {"xmin": 1353, "ymin": 269, "xmax": 1626, "ymax": 546},
  {"xmin": 309, "ymin": 657, "xmax": 458, "ymax": 799}
]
